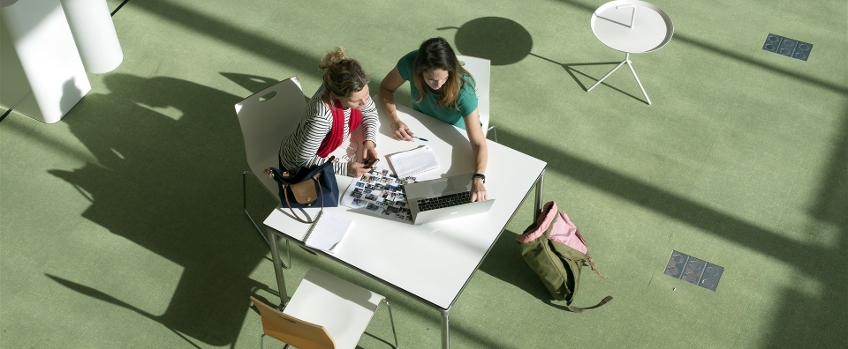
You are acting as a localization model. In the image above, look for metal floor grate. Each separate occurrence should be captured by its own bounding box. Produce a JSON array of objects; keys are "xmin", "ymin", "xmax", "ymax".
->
[
  {"xmin": 763, "ymin": 33, "xmax": 813, "ymax": 61},
  {"xmin": 664, "ymin": 250, "xmax": 724, "ymax": 291}
]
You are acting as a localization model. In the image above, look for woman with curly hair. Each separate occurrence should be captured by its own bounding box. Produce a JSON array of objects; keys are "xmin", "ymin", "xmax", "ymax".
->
[{"xmin": 279, "ymin": 47, "xmax": 379, "ymax": 177}]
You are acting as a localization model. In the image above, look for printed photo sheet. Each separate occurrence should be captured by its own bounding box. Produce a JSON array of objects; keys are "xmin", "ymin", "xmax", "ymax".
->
[{"xmin": 341, "ymin": 167, "xmax": 418, "ymax": 223}]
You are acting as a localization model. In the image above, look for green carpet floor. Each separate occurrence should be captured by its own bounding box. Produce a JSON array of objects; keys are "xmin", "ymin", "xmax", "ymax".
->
[{"xmin": 2, "ymin": 0, "xmax": 846, "ymax": 348}]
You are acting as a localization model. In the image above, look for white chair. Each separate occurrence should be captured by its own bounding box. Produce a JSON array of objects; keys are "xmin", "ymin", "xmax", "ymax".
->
[
  {"xmin": 250, "ymin": 268, "xmax": 399, "ymax": 349},
  {"xmin": 234, "ymin": 77, "xmax": 305, "ymax": 261},
  {"xmin": 456, "ymin": 55, "xmax": 496, "ymax": 141}
]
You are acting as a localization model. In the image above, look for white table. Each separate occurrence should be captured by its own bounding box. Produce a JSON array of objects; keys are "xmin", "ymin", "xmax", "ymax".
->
[
  {"xmin": 263, "ymin": 102, "xmax": 546, "ymax": 349},
  {"xmin": 587, "ymin": 0, "xmax": 674, "ymax": 105}
]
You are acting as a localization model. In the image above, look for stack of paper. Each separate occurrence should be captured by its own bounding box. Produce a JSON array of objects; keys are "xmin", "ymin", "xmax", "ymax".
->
[
  {"xmin": 305, "ymin": 213, "xmax": 353, "ymax": 252},
  {"xmin": 387, "ymin": 145, "xmax": 440, "ymax": 178}
]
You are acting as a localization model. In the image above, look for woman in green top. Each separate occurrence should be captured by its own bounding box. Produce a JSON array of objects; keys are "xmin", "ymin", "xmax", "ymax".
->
[{"xmin": 379, "ymin": 37, "xmax": 489, "ymax": 202}]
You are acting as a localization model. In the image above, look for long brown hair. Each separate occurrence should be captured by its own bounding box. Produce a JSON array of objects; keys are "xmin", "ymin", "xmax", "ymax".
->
[
  {"xmin": 412, "ymin": 37, "xmax": 473, "ymax": 109},
  {"xmin": 319, "ymin": 47, "xmax": 369, "ymax": 100}
]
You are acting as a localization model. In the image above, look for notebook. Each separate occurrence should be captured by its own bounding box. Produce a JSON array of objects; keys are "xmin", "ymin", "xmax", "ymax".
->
[
  {"xmin": 305, "ymin": 212, "xmax": 353, "ymax": 252},
  {"xmin": 403, "ymin": 173, "xmax": 495, "ymax": 225},
  {"xmin": 387, "ymin": 145, "xmax": 439, "ymax": 178}
]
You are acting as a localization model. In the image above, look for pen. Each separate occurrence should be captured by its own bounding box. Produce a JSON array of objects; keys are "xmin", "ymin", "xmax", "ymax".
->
[{"xmin": 412, "ymin": 136, "xmax": 429, "ymax": 142}]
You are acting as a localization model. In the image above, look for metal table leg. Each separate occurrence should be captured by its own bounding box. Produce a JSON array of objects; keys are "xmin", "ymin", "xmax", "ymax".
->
[
  {"xmin": 586, "ymin": 53, "xmax": 652, "ymax": 105},
  {"xmin": 534, "ymin": 170, "xmax": 545, "ymax": 221},
  {"xmin": 267, "ymin": 228, "xmax": 289, "ymax": 308},
  {"xmin": 441, "ymin": 307, "xmax": 451, "ymax": 349}
]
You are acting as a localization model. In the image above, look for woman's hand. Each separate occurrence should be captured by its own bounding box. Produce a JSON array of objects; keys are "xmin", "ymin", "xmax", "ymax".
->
[
  {"xmin": 347, "ymin": 161, "xmax": 371, "ymax": 177},
  {"xmin": 391, "ymin": 119, "xmax": 414, "ymax": 141},
  {"xmin": 361, "ymin": 140, "xmax": 378, "ymax": 162},
  {"xmin": 470, "ymin": 177, "xmax": 487, "ymax": 202}
]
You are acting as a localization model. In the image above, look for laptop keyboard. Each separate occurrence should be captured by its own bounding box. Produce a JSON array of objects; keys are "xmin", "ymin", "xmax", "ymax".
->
[{"xmin": 416, "ymin": 191, "xmax": 472, "ymax": 212}]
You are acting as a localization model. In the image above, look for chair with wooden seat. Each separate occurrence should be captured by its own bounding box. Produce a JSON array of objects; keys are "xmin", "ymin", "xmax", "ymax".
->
[{"xmin": 250, "ymin": 268, "xmax": 399, "ymax": 349}]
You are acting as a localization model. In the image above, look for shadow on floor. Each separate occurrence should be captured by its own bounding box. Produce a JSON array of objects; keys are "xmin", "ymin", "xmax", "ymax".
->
[{"xmin": 48, "ymin": 73, "xmax": 285, "ymax": 347}]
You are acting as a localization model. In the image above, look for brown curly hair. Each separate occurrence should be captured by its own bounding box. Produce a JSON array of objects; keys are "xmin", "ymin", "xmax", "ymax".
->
[{"xmin": 319, "ymin": 47, "xmax": 369, "ymax": 100}]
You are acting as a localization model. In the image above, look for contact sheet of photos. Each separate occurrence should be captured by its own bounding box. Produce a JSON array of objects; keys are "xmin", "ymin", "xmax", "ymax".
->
[{"xmin": 341, "ymin": 167, "xmax": 418, "ymax": 223}]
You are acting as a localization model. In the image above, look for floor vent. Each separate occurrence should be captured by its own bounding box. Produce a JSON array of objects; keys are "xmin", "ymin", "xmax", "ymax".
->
[
  {"xmin": 664, "ymin": 250, "xmax": 723, "ymax": 291},
  {"xmin": 763, "ymin": 33, "xmax": 812, "ymax": 61}
]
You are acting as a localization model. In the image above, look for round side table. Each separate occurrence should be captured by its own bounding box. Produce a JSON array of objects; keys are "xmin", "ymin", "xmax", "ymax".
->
[{"xmin": 587, "ymin": 0, "xmax": 674, "ymax": 105}]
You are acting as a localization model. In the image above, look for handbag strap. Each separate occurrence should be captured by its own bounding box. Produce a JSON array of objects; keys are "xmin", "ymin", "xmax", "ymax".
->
[
  {"xmin": 281, "ymin": 177, "xmax": 325, "ymax": 224},
  {"xmin": 267, "ymin": 156, "xmax": 335, "ymax": 224},
  {"xmin": 565, "ymin": 295, "xmax": 614, "ymax": 313}
]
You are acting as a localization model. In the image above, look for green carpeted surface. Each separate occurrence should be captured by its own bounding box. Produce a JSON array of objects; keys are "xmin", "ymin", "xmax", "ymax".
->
[{"xmin": 2, "ymin": 0, "xmax": 846, "ymax": 348}]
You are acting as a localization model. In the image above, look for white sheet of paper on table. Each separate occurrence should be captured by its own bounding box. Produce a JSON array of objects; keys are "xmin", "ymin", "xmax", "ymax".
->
[
  {"xmin": 305, "ymin": 213, "xmax": 353, "ymax": 252},
  {"xmin": 387, "ymin": 145, "xmax": 440, "ymax": 178}
]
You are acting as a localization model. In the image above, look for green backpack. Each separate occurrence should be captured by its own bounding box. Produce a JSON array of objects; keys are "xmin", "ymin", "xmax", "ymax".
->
[{"xmin": 516, "ymin": 201, "xmax": 613, "ymax": 312}]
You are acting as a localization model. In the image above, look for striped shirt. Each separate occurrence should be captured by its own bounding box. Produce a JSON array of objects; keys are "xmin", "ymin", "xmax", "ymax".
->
[{"xmin": 278, "ymin": 86, "xmax": 379, "ymax": 175}]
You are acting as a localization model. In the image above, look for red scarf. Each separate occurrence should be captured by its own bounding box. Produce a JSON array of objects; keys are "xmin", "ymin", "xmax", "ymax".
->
[{"xmin": 316, "ymin": 99, "xmax": 362, "ymax": 158}]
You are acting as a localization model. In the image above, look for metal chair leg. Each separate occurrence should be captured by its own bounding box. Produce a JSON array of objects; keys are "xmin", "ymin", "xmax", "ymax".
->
[
  {"xmin": 260, "ymin": 332, "xmax": 289, "ymax": 349},
  {"xmin": 243, "ymin": 171, "xmax": 292, "ymax": 269}
]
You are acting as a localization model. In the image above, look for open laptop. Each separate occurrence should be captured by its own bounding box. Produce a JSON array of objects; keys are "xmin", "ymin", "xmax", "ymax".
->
[{"xmin": 403, "ymin": 173, "xmax": 495, "ymax": 225}]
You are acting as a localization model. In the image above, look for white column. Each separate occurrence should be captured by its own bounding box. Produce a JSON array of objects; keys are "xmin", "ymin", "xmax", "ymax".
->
[
  {"xmin": 0, "ymin": 0, "xmax": 91, "ymax": 124},
  {"xmin": 59, "ymin": 0, "xmax": 123, "ymax": 74}
]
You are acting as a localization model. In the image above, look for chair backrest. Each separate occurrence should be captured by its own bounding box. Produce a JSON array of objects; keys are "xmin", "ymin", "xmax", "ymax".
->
[
  {"xmin": 250, "ymin": 296, "xmax": 336, "ymax": 349},
  {"xmin": 457, "ymin": 55, "xmax": 491, "ymax": 136},
  {"xmin": 234, "ymin": 77, "xmax": 305, "ymax": 200}
]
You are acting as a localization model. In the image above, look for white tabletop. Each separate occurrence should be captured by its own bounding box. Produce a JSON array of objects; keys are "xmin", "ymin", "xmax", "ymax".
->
[
  {"xmin": 591, "ymin": 0, "xmax": 673, "ymax": 54},
  {"xmin": 264, "ymin": 101, "xmax": 546, "ymax": 309}
]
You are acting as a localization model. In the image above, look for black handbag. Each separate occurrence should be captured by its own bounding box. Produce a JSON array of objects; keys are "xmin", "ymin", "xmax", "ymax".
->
[{"xmin": 265, "ymin": 156, "xmax": 339, "ymax": 223}]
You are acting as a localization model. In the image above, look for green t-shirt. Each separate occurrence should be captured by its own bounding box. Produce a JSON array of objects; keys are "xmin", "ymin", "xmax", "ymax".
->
[{"xmin": 396, "ymin": 51, "xmax": 478, "ymax": 130}]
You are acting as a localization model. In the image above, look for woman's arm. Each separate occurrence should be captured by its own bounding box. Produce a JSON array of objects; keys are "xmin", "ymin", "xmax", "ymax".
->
[
  {"xmin": 463, "ymin": 108, "xmax": 488, "ymax": 202},
  {"xmin": 296, "ymin": 110, "xmax": 370, "ymax": 177},
  {"xmin": 359, "ymin": 95, "xmax": 380, "ymax": 161},
  {"xmin": 281, "ymin": 102, "xmax": 364, "ymax": 176},
  {"xmin": 379, "ymin": 66, "xmax": 414, "ymax": 140},
  {"xmin": 279, "ymin": 108, "xmax": 335, "ymax": 168}
]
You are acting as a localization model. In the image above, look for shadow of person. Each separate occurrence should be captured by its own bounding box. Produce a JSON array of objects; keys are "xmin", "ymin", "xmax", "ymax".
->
[
  {"xmin": 60, "ymin": 78, "xmax": 84, "ymax": 116},
  {"xmin": 48, "ymin": 73, "xmax": 281, "ymax": 347},
  {"xmin": 440, "ymin": 17, "xmax": 533, "ymax": 66}
]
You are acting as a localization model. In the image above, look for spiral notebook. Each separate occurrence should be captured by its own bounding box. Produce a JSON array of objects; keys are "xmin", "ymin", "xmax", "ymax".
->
[{"xmin": 387, "ymin": 145, "xmax": 440, "ymax": 178}]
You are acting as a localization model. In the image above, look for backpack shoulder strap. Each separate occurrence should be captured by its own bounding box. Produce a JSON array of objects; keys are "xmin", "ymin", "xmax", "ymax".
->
[{"xmin": 566, "ymin": 295, "xmax": 614, "ymax": 313}]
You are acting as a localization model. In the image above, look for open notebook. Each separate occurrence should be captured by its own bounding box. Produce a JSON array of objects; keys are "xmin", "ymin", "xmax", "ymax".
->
[
  {"xmin": 304, "ymin": 212, "xmax": 353, "ymax": 252},
  {"xmin": 387, "ymin": 145, "xmax": 440, "ymax": 178}
]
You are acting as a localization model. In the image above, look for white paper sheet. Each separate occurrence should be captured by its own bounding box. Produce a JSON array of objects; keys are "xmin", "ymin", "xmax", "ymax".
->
[
  {"xmin": 387, "ymin": 145, "xmax": 440, "ymax": 178},
  {"xmin": 305, "ymin": 213, "xmax": 353, "ymax": 252}
]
